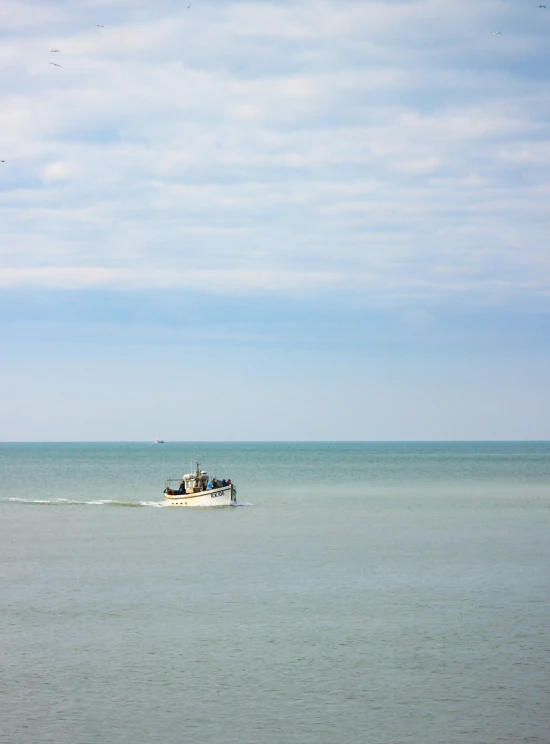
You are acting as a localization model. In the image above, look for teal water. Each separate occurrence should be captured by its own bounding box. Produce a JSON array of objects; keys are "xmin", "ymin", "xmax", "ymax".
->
[{"xmin": 1, "ymin": 442, "xmax": 549, "ymax": 744}]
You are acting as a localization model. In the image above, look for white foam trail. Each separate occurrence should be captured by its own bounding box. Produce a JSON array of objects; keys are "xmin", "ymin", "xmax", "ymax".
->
[
  {"xmin": 86, "ymin": 500, "xmax": 121, "ymax": 505},
  {"xmin": 5, "ymin": 497, "xmax": 166, "ymax": 507},
  {"xmin": 4, "ymin": 498, "xmax": 250, "ymax": 508},
  {"xmin": 11, "ymin": 498, "xmax": 53, "ymax": 504}
]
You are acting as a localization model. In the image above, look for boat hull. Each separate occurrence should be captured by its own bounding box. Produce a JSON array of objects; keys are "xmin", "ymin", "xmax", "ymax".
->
[{"xmin": 164, "ymin": 484, "xmax": 235, "ymax": 507}]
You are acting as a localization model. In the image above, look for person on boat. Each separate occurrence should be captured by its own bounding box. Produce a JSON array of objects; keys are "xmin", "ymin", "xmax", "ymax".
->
[
  {"xmin": 226, "ymin": 479, "xmax": 232, "ymax": 486},
  {"xmin": 207, "ymin": 480, "xmax": 213, "ymax": 489},
  {"xmin": 179, "ymin": 480, "xmax": 186, "ymax": 494},
  {"xmin": 222, "ymin": 479, "xmax": 227, "ymax": 487},
  {"xmin": 212, "ymin": 477, "xmax": 219, "ymax": 488}
]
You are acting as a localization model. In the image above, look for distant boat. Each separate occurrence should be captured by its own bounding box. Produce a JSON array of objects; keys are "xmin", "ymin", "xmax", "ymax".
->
[
  {"xmin": 163, "ymin": 462, "xmax": 236, "ymax": 507},
  {"xmin": 153, "ymin": 439, "xmax": 165, "ymax": 444}
]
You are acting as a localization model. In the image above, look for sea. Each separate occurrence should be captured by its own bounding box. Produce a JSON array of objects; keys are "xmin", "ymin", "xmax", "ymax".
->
[{"xmin": 1, "ymin": 442, "xmax": 549, "ymax": 744}]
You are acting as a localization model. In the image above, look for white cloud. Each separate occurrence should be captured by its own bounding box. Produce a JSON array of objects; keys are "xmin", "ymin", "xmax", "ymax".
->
[
  {"xmin": 0, "ymin": 0, "xmax": 549, "ymax": 309},
  {"xmin": 393, "ymin": 158, "xmax": 441, "ymax": 174},
  {"xmin": 41, "ymin": 161, "xmax": 72, "ymax": 182}
]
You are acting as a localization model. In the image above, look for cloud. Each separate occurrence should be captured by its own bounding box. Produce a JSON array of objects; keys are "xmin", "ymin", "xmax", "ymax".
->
[
  {"xmin": 393, "ymin": 158, "xmax": 441, "ymax": 175},
  {"xmin": 0, "ymin": 0, "xmax": 549, "ymax": 313},
  {"xmin": 41, "ymin": 161, "xmax": 72, "ymax": 182}
]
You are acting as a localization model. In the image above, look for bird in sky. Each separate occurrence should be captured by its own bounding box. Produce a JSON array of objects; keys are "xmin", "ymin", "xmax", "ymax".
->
[
  {"xmin": 1, "ymin": 160, "xmax": 5, "ymax": 163},
  {"xmin": 493, "ymin": 31, "xmax": 502, "ymax": 34},
  {"xmin": 97, "ymin": 24, "xmax": 104, "ymax": 27},
  {"xmin": 49, "ymin": 62, "xmax": 62, "ymax": 67},
  {"xmin": 50, "ymin": 49, "xmax": 60, "ymax": 52},
  {"xmin": 538, "ymin": 5, "xmax": 546, "ymax": 8}
]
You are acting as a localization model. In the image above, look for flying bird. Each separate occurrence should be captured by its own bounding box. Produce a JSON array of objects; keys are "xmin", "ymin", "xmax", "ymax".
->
[
  {"xmin": 493, "ymin": 31, "xmax": 502, "ymax": 34},
  {"xmin": 97, "ymin": 24, "xmax": 104, "ymax": 27},
  {"xmin": 49, "ymin": 62, "xmax": 62, "ymax": 67},
  {"xmin": 538, "ymin": 5, "xmax": 546, "ymax": 7},
  {"xmin": 50, "ymin": 49, "xmax": 60, "ymax": 52}
]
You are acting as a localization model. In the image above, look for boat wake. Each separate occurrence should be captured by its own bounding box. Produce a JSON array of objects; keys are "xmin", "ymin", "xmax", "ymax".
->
[
  {"xmin": 3, "ymin": 498, "xmax": 253, "ymax": 508},
  {"xmin": 4, "ymin": 497, "xmax": 165, "ymax": 508}
]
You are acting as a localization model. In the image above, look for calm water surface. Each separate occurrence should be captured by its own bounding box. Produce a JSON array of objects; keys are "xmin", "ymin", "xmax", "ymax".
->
[{"xmin": 1, "ymin": 442, "xmax": 549, "ymax": 744}]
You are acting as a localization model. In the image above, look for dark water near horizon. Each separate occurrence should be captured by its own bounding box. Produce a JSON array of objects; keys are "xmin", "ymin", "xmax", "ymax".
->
[{"xmin": 1, "ymin": 442, "xmax": 550, "ymax": 744}]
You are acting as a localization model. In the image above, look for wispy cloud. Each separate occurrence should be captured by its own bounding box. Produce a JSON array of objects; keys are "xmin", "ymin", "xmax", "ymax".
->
[{"xmin": 0, "ymin": 0, "xmax": 549, "ymax": 309}]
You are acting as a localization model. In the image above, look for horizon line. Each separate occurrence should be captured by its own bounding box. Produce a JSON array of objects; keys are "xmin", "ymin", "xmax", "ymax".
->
[{"xmin": 1, "ymin": 440, "xmax": 549, "ymax": 445}]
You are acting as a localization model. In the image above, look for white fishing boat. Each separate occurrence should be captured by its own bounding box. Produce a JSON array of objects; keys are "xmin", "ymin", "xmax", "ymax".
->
[{"xmin": 163, "ymin": 463, "xmax": 236, "ymax": 507}]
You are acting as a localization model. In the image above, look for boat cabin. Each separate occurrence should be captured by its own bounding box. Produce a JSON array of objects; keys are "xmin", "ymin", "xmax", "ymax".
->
[{"xmin": 183, "ymin": 465, "xmax": 209, "ymax": 493}]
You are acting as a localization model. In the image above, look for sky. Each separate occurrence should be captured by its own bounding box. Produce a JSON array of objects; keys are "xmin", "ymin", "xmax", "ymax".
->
[{"xmin": 0, "ymin": 0, "xmax": 549, "ymax": 441}]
